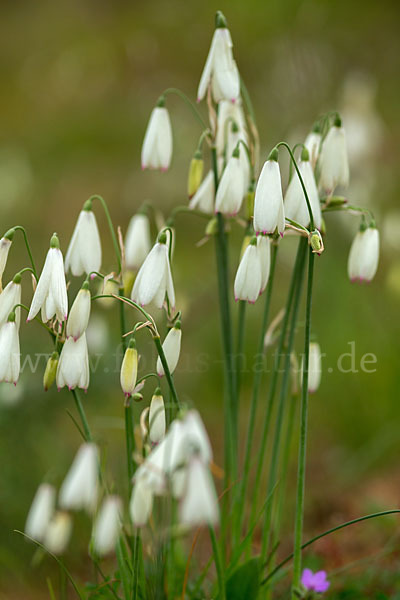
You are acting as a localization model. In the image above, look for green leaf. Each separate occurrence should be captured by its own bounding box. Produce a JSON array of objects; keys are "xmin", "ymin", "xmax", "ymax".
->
[{"xmin": 226, "ymin": 558, "xmax": 260, "ymax": 600}]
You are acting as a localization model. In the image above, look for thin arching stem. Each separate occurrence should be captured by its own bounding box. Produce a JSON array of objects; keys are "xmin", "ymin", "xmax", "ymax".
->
[
  {"xmin": 89, "ymin": 195, "xmax": 122, "ymax": 274},
  {"xmin": 162, "ymin": 87, "xmax": 208, "ymax": 130},
  {"xmin": 12, "ymin": 226, "xmax": 38, "ymax": 278},
  {"xmin": 71, "ymin": 389, "xmax": 92, "ymax": 442}
]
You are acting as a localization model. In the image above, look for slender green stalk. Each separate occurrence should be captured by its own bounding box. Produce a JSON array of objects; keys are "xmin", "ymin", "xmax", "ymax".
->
[
  {"xmin": 162, "ymin": 87, "xmax": 208, "ymax": 130},
  {"xmin": 89, "ymin": 195, "xmax": 122, "ymax": 273},
  {"xmin": 153, "ymin": 336, "xmax": 181, "ymax": 412},
  {"xmin": 260, "ymin": 243, "xmax": 307, "ymax": 563},
  {"xmin": 292, "ymin": 249, "xmax": 315, "ymax": 596},
  {"xmin": 12, "ymin": 226, "xmax": 38, "ymax": 277},
  {"xmin": 132, "ymin": 534, "xmax": 140, "ymax": 600},
  {"xmin": 262, "ymin": 509, "xmax": 400, "ymax": 586},
  {"xmin": 71, "ymin": 389, "xmax": 92, "ymax": 442},
  {"xmin": 235, "ymin": 300, "xmax": 247, "ymax": 413},
  {"xmin": 209, "ymin": 526, "xmax": 226, "ymax": 600},
  {"xmin": 248, "ymin": 239, "xmax": 306, "ymax": 533},
  {"xmin": 235, "ymin": 243, "xmax": 278, "ymax": 536}
]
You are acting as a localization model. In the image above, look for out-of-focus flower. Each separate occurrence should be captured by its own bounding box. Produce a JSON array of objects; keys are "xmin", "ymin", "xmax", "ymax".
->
[
  {"xmin": 179, "ymin": 456, "xmax": 219, "ymax": 527},
  {"xmin": 27, "ymin": 234, "xmax": 68, "ymax": 323},
  {"xmin": 301, "ymin": 568, "xmax": 330, "ymax": 593},
  {"xmin": 92, "ymin": 495, "xmax": 122, "ymax": 556},
  {"xmin": 149, "ymin": 388, "xmax": 166, "ymax": 443},
  {"xmin": 197, "ymin": 12, "xmax": 240, "ymax": 103},
  {"xmin": 65, "ymin": 199, "xmax": 102, "ymax": 277},
  {"xmin": 304, "ymin": 128, "xmax": 322, "ymax": 170},
  {"xmin": 59, "ymin": 443, "xmax": 99, "ymax": 513},
  {"xmin": 284, "ymin": 150, "xmax": 322, "ymax": 230},
  {"xmin": 348, "ymin": 224, "xmax": 379, "ymax": 283},
  {"xmin": 130, "ymin": 475, "xmax": 154, "ymax": 527},
  {"xmin": 56, "ymin": 334, "xmax": 90, "ymax": 391},
  {"xmin": 254, "ymin": 151, "xmax": 285, "ymax": 235},
  {"xmin": 318, "ymin": 118, "xmax": 349, "ymax": 196},
  {"xmin": 156, "ymin": 322, "xmax": 182, "ymax": 377},
  {"xmin": 25, "ymin": 483, "xmax": 56, "ymax": 542},
  {"xmin": 141, "ymin": 101, "xmax": 173, "ymax": 171},
  {"xmin": 44, "ymin": 512, "xmax": 72, "ymax": 555},
  {"xmin": 131, "ymin": 232, "xmax": 175, "ymax": 310},
  {"xmin": 125, "ymin": 213, "xmax": 151, "ymax": 271}
]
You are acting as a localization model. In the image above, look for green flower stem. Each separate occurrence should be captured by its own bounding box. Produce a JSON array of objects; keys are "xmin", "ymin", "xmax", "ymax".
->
[
  {"xmin": 235, "ymin": 242, "xmax": 278, "ymax": 538},
  {"xmin": 132, "ymin": 534, "xmax": 141, "ymax": 600},
  {"xmin": 260, "ymin": 241, "xmax": 307, "ymax": 564},
  {"xmin": 153, "ymin": 335, "xmax": 181, "ymax": 412},
  {"xmin": 71, "ymin": 389, "xmax": 92, "ymax": 442},
  {"xmin": 162, "ymin": 87, "xmax": 208, "ymax": 130},
  {"xmin": 167, "ymin": 205, "xmax": 212, "ymax": 224},
  {"xmin": 235, "ymin": 299, "xmax": 247, "ymax": 398},
  {"xmin": 209, "ymin": 526, "xmax": 226, "ymax": 600},
  {"xmin": 12, "ymin": 226, "xmax": 38, "ymax": 278},
  {"xmin": 292, "ymin": 248, "xmax": 315, "ymax": 596},
  {"xmin": 89, "ymin": 195, "xmax": 122, "ymax": 274},
  {"xmin": 248, "ymin": 238, "xmax": 306, "ymax": 536},
  {"xmin": 262, "ymin": 509, "xmax": 400, "ymax": 586}
]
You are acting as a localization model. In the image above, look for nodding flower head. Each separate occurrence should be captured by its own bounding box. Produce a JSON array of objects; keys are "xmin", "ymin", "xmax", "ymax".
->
[
  {"xmin": 141, "ymin": 99, "xmax": 173, "ymax": 171},
  {"xmin": 348, "ymin": 223, "xmax": 379, "ymax": 283}
]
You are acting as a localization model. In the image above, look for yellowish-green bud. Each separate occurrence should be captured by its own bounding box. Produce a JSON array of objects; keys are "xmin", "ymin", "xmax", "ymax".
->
[
  {"xmin": 309, "ymin": 230, "xmax": 324, "ymax": 255},
  {"xmin": 120, "ymin": 338, "xmax": 138, "ymax": 398},
  {"xmin": 240, "ymin": 234, "xmax": 252, "ymax": 259},
  {"xmin": 44, "ymin": 352, "xmax": 59, "ymax": 391},
  {"xmin": 205, "ymin": 217, "xmax": 218, "ymax": 237},
  {"xmin": 187, "ymin": 152, "xmax": 204, "ymax": 199},
  {"xmin": 245, "ymin": 187, "xmax": 255, "ymax": 221}
]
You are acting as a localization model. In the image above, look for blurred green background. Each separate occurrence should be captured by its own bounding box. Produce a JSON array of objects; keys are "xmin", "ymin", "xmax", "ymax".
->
[{"xmin": 1, "ymin": 0, "xmax": 400, "ymax": 597}]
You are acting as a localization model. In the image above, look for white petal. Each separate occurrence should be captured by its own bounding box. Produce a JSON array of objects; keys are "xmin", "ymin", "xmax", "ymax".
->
[
  {"xmin": 131, "ymin": 243, "xmax": 168, "ymax": 307},
  {"xmin": 59, "ymin": 443, "xmax": 99, "ymax": 512},
  {"xmin": 125, "ymin": 214, "xmax": 151, "ymax": 270},
  {"xmin": 215, "ymin": 155, "xmax": 244, "ymax": 215},
  {"xmin": 50, "ymin": 248, "xmax": 68, "ymax": 321},
  {"xmin": 25, "ymin": 484, "xmax": 56, "ymax": 541},
  {"xmin": 189, "ymin": 171, "xmax": 215, "ymax": 213},
  {"xmin": 67, "ymin": 288, "xmax": 91, "ymax": 340},
  {"xmin": 92, "ymin": 496, "xmax": 122, "ymax": 556},
  {"xmin": 254, "ymin": 160, "xmax": 284, "ymax": 234},
  {"xmin": 156, "ymin": 327, "xmax": 181, "ymax": 376},
  {"xmin": 234, "ymin": 244, "xmax": 261, "ymax": 303},
  {"xmin": 130, "ymin": 477, "xmax": 154, "ymax": 527},
  {"xmin": 180, "ymin": 457, "xmax": 219, "ymax": 527},
  {"xmin": 27, "ymin": 248, "xmax": 54, "ymax": 321}
]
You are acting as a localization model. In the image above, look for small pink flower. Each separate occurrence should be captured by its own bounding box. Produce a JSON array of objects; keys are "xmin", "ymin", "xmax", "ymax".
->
[{"xmin": 301, "ymin": 568, "xmax": 330, "ymax": 593}]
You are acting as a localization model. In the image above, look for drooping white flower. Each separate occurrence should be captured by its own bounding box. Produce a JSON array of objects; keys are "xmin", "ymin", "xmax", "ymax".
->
[
  {"xmin": 348, "ymin": 225, "xmax": 379, "ymax": 283},
  {"xmin": 180, "ymin": 456, "xmax": 219, "ymax": 527},
  {"xmin": 215, "ymin": 99, "xmax": 248, "ymax": 156},
  {"xmin": 141, "ymin": 102, "xmax": 173, "ymax": 171},
  {"xmin": 284, "ymin": 151, "xmax": 322, "ymax": 230},
  {"xmin": 0, "ymin": 275, "xmax": 21, "ymax": 328},
  {"xmin": 65, "ymin": 200, "xmax": 102, "ymax": 277},
  {"xmin": 25, "ymin": 483, "xmax": 56, "ymax": 542},
  {"xmin": 189, "ymin": 170, "xmax": 215, "ymax": 213},
  {"xmin": 0, "ymin": 315, "xmax": 20, "ymax": 384},
  {"xmin": 257, "ymin": 235, "xmax": 271, "ymax": 294},
  {"xmin": 130, "ymin": 475, "xmax": 154, "ymax": 527},
  {"xmin": 27, "ymin": 234, "xmax": 68, "ymax": 323},
  {"xmin": 156, "ymin": 322, "xmax": 182, "ymax": 377},
  {"xmin": 318, "ymin": 119, "xmax": 349, "ymax": 195},
  {"xmin": 44, "ymin": 512, "xmax": 72, "ymax": 555},
  {"xmin": 215, "ymin": 147, "xmax": 244, "ymax": 216},
  {"xmin": 149, "ymin": 389, "xmax": 166, "ymax": 444},
  {"xmin": 92, "ymin": 495, "xmax": 122, "ymax": 556},
  {"xmin": 254, "ymin": 152, "xmax": 285, "ymax": 235},
  {"xmin": 304, "ymin": 129, "xmax": 322, "ymax": 170},
  {"xmin": 59, "ymin": 443, "xmax": 99, "ymax": 513},
  {"xmin": 301, "ymin": 342, "xmax": 322, "ymax": 393},
  {"xmin": 197, "ymin": 12, "xmax": 240, "ymax": 103},
  {"xmin": 56, "ymin": 333, "xmax": 90, "ymax": 391},
  {"xmin": 120, "ymin": 338, "xmax": 138, "ymax": 397},
  {"xmin": 0, "ymin": 233, "xmax": 13, "ymax": 289},
  {"xmin": 66, "ymin": 283, "xmax": 91, "ymax": 340},
  {"xmin": 234, "ymin": 237, "xmax": 262, "ymax": 303},
  {"xmin": 125, "ymin": 213, "xmax": 151, "ymax": 271},
  {"xmin": 131, "ymin": 233, "xmax": 175, "ymax": 310}
]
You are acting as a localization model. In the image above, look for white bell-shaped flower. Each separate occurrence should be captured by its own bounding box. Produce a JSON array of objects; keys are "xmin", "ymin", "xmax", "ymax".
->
[
  {"xmin": 156, "ymin": 322, "xmax": 182, "ymax": 377},
  {"xmin": 215, "ymin": 147, "xmax": 244, "ymax": 216},
  {"xmin": 304, "ymin": 129, "xmax": 322, "ymax": 170},
  {"xmin": 189, "ymin": 170, "xmax": 215, "ymax": 214},
  {"xmin": 125, "ymin": 213, "xmax": 151, "ymax": 271},
  {"xmin": 44, "ymin": 512, "xmax": 72, "ymax": 555},
  {"xmin": 257, "ymin": 235, "xmax": 271, "ymax": 294},
  {"xmin": 0, "ymin": 275, "xmax": 21, "ymax": 328},
  {"xmin": 66, "ymin": 283, "xmax": 91, "ymax": 340},
  {"xmin": 284, "ymin": 150, "xmax": 322, "ymax": 230},
  {"xmin": 215, "ymin": 99, "xmax": 248, "ymax": 157},
  {"xmin": 254, "ymin": 151, "xmax": 285, "ymax": 235},
  {"xmin": 0, "ymin": 314, "xmax": 20, "ymax": 384},
  {"xmin": 197, "ymin": 12, "xmax": 240, "ymax": 103},
  {"xmin": 180, "ymin": 456, "xmax": 219, "ymax": 527},
  {"xmin": 348, "ymin": 225, "xmax": 379, "ymax": 283},
  {"xmin": 56, "ymin": 333, "xmax": 90, "ymax": 391},
  {"xmin": 25, "ymin": 483, "xmax": 56, "ymax": 542},
  {"xmin": 92, "ymin": 495, "xmax": 122, "ymax": 556},
  {"xmin": 130, "ymin": 475, "xmax": 154, "ymax": 527},
  {"xmin": 131, "ymin": 233, "xmax": 175, "ymax": 310},
  {"xmin": 307, "ymin": 342, "xmax": 322, "ymax": 393},
  {"xmin": 27, "ymin": 234, "xmax": 68, "ymax": 323},
  {"xmin": 0, "ymin": 233, "xmax": 12, "ymax": 287},
  {"xmin": 141, "ymin": 102, "xmax": 173, "ymax": 171},
  {"xmin": 120, "ymin": 338, "xmax": 138, "ymax": 397},
  {"xmin": 65, "ymin": 200, "xmax": 102, "ymax": 277},
  {"xmin": 234, "ymin": 237, "xmax": 262, "ymax": 303},
  {"xmin": 149, "ymin": 388, "xmax": 166, "ymax": 444},
  {"xmin": 318, "ymin": 119, "xmax": 349, "ymax": 195},
  {"xmin": 59, "ymin": 443, "xmax": 99, "ymax": 513}
]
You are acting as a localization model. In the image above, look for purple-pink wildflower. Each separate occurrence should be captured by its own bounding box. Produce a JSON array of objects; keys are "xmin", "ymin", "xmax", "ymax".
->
[{"xmin": 301, "ymin": 568, "xmax": 330, "ymax": 593}]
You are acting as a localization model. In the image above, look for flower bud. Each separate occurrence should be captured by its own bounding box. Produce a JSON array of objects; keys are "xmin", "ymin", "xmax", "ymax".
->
[
  {"xmin": 149, "ymin": 388, "xmax": 166, "ymax": 444},
  {"xmin": 187, "ymin": 151, "xmax": 204, "ymax": 198},
  {"xmin": 25, "ymin": 483, "xmax": 56, "ymax": 541},
  {"xmin": 156, "ymin": 322, "xmax": 182, "ymax": 377},
  {"xmin": 205, "ymin": 217, "xmax": 218, "ymax": 236},
  {"xmin": 309, "ymin": 230, "xmax": 324, "ymax": 255},
  {"xmin": 348, "ymin": 224, "xmax": 379, "ymax": 283},
  {"xmin": 120, "ymin": 338, "xmax": 138, "ymax": 397},
  {"xmin": 44, "ymin": 512, "xmax": 72, "ymax": 555},
  {"xmin": 302, "ymin": 342, "xmax": 322, "ymax": 393},
  {"xmin": 43, "ymin": 352, "xmax": 59, "ymax": 391},
  {"xmin": 66, "ymin": 283, "xmax": 91, "ymax": 340}
]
